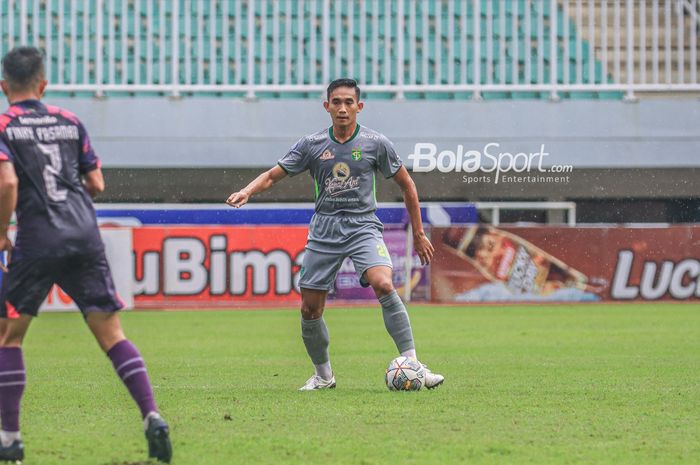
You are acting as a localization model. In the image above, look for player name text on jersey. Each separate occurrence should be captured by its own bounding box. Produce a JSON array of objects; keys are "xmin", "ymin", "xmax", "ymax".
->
[{"xmin": 5, "ymin": 125, "xmax": 79, "ymax": 142}]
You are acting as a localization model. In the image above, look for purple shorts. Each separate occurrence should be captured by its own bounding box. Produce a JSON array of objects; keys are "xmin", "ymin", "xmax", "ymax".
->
[{"xmin": 0, "ymin": 251, "xmax": 124, "ymax": 317}]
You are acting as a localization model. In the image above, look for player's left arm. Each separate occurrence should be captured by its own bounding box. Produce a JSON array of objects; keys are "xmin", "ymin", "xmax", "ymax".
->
[
  {"xmin": 392, "ymin": 166, "xmax": 434, "ymax": 265},
  {"xmin": 0, "ymin": 161, "xmax": 18, "ymax": 267}
]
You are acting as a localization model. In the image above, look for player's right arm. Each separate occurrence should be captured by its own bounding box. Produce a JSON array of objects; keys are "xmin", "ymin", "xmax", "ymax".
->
[
  {"xmin": 83, "ymin": 168, "xmax": 105, "ymax": 197},
  {"xmin": 76, "ymin": 118, "xmax": 105, "ymax": 198},
  {"xmin": 227, "ymin": 136, "xmax": 310, "ymax": 208},
  {"xmin": 226, "ymin": 165, "xmax": 287, "ymax": 208},
  {"xmin": 0, "ymin": 160, "xmax": 18, "ymax": 267}
]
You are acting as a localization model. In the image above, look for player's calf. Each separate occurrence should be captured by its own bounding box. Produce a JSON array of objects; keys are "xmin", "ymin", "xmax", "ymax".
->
[
  {"xmin": 300, "ymin": 316, "xmax": 333, "ymax": 383},
  {"xmin": 106, "ymin": 340, "xmax": 173, "ymax": 461},
  {"xmin": 379, "ymin": 291, "xmax": 416, "ymax": 355},
  {"xmin": 107, "ymin": 339, "xmax": 158, "ymax": 417},
  {"xmin": 0, "ymin": 346, "xmax": 26, "ymax": 463}
]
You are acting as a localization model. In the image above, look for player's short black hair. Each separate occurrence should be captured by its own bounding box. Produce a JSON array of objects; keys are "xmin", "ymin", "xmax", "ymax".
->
[
  {"xmin": 327, "ymin": 78, "xmax": 361, "ymax": 101},
  {"xmin": 2, "ymin": 46, "xmax": 46, "ymax": 92}
]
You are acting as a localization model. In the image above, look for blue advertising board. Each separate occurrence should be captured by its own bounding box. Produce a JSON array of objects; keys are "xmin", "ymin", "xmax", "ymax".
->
[{"xmin": 95, "ymin": 202, "xmax": 477, "ymax": 226}]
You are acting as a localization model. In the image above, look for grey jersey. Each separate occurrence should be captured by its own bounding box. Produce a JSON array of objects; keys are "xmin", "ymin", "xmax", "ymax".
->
[{"xmin": 278, "ymin": 125, "xmax": 402, "ymax": 215}]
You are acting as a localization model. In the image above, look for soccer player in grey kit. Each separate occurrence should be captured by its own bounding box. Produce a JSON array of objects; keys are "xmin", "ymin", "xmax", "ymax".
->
[
  {"xmin": 0, "ymin": 47, "xmax": 171, "ymax": 462},
  {"xmin": 227, "ymin": 79, "xmax": 444, "ymax": 391}
]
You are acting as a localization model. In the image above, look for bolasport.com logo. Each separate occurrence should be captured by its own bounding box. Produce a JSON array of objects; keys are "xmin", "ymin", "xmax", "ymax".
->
[{"xmin": 407, "ymin": 142, "xmax": 573, "ymax": 184}]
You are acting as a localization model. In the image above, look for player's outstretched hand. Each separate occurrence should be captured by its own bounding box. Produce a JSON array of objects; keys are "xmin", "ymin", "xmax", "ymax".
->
[
  {"xmin": 226, "ymin": 191, "xmax": 250, "ymax": 208},
  {"xmin": 0, "ymin": 234, "xmax": 13, "ymax": 273},
  {"xmin": 413, "ymin": 231, "xmax": 434, "ymax": 265}
]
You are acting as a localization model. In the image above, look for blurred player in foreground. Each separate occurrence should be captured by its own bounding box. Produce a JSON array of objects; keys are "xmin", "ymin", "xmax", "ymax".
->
[
  {"xmin": 227, "ymin": 78, "xmax": 444, "ymax": 391},
  {"xmin": 0, "ymin": 47, "xmax": 172, "ymax": 463}
]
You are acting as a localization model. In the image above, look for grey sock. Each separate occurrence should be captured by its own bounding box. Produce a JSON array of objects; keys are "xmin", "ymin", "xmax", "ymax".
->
[
  {"xmin": 301, "ymin": 317, "xmax": 330, "ymax": 365},
  {"xmin": 379, "ymin": 291, "xmax": 415, "ymax": 353}
]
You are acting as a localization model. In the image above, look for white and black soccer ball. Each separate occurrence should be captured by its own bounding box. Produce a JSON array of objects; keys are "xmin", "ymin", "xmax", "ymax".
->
[{"xmin": 385, "ymin": 356, "xmax": 425, "ymax": 391}]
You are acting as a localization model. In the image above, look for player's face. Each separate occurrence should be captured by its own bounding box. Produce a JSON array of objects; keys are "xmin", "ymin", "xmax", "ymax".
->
[{"xmin": 324, "ymin": 87, "xmax": 363, "ymax": 129}]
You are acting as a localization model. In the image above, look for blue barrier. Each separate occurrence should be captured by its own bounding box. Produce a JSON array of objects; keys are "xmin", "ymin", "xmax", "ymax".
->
[{"xmin": 95, "ymin": 203, "xmax": 478, "ymax": 226}]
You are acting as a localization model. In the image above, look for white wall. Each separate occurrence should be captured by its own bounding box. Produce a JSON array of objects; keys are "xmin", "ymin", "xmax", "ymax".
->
[{"xmin": 48, "ymin": 97, "xmax": 700, "ymax": 169}]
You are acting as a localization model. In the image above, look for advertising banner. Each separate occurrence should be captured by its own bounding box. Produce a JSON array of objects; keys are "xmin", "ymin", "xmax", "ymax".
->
[
  {"xmin": 431, "ymin": 225, "xmax": 700, "ymax": 302},
  {"xmin": 96, "ymin": 203, "xmax": 478, "ymax": 226},
  {"xmin": 20, "ymin": 223, "xmax": 698, "ymax": 309},
  {"xmin": 131, "ymin": 226, "xmax": 430, "ymax": 306},
  {"xmin": 132, "ymin": 226, "xmax": 308, "ymax": 306}
]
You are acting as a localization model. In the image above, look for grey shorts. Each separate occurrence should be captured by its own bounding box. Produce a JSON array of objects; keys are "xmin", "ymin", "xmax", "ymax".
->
[{"xmin": 299, "ymin": 213, "xmax": 393, "ymax": 291}]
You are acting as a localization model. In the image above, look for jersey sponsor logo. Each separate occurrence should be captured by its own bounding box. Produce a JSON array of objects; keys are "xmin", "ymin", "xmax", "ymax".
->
[
  {"xmin": 320, "ymin": 149, "xmax": 334, "ymax": 161},
  {"xmin": 351, "ymin": 148, "xmax": 362, "ymax": 161},
  {"xmin": 325, "ymin": 162, "xmax": 360, "ymax": 197},
  {"xmin": 18, "ymin": 115, "xmax": 58, "ymax": 125},
  {"xmin": 332, "ymin": 162, "xmax": 350, "ymax": 180}
]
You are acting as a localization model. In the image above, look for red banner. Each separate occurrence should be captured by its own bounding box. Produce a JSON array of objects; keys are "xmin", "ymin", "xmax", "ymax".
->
[
  {"xmin": 133, "ymin": 226, "xmax": 308, "ymax": 306},
  {"xmin": 431, "ymin": 225, "xmax": 700, "ymax": 302},
  {"xmin": 130, "ymin": 224, "xmax": 700, "ymax": 306}
]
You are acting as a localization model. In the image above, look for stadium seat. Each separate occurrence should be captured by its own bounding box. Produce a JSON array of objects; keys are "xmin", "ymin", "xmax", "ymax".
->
[{"xmin": 29, "ymin": 0, "xmax": 627, "ymax": 100}]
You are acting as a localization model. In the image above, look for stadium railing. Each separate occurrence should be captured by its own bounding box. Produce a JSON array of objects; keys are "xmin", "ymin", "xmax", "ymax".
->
[
  {"xmin": 474, "ymin": 201, "xmax": 577, "ymax": 227},
  {"xmin": 0, "ymin": 0, "xmax": 698, "ymax": 99}
]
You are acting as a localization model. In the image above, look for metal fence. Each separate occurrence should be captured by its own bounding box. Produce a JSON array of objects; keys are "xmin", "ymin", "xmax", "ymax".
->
[{"xmin": 0, "ymin": 0, "xmax": 698, "ymax": 98}]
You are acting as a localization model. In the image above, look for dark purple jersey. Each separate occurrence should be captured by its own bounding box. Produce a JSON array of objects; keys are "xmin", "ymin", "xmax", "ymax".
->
[{"xmin": 0, "ymin": 100, "xmax": 104, "ymax": 260}]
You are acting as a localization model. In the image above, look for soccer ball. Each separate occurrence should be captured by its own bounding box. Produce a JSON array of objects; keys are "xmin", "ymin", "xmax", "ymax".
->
[{"xmin": 385, "ymin": 356, "xmax": 425, "ymax": 391}]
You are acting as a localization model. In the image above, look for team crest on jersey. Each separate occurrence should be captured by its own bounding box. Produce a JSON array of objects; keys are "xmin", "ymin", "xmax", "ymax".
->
[
  {"xmin": 320, "ymin": 150, "xmax": 334, "ymax": 161},
  {"xmin": 351, "ymin": 148, "xmax": 362, "ymax": 161}
]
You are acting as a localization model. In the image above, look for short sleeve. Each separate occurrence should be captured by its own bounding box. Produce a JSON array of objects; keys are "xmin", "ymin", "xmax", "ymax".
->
[
  {"xmin": 278, "ymin": 137, "xmax": 311, "ymax": 176},
  {"xmin": 376, "ymin": 135, "xmax": 402, "ymax": 178},
  {"xmin": 77, "ymin": 121, "xmax": 101, "ymax": 174}
]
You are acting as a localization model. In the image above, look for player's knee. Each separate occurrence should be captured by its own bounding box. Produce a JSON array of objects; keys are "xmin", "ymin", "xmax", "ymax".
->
[
  {"xmin": 0, "ymin": 330, "xmax": 24, "ymax": 347},
  {"xmin": 86, "ymin": 312, "xmax": 126, "ymax": 352},
  {"xmin": 300, "ymin": 301, "xmax": 324, "ymax": 320},
  {"xmin": 0, "ymin": 319, "xmax": 28, "ymax": 347},
  {"xmin": 371, "ymin": 278, "xmax": 395, "ymax": 298}
]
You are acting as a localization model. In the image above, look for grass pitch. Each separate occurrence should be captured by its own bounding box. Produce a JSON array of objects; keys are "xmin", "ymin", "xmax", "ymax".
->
[{"xmin": 18, "ymin": 303, "xmax": 700, "ymax": 465}]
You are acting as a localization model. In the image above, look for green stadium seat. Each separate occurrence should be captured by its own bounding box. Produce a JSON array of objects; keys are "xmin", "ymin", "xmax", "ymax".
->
[
  {"xmin": 424, "ymin": 92, "xmax": 454, "ymax": 100},
  {"xmin": 568, "ymin": 91, "xmax": 598, "ymax": 99},
  {"xmin": 520, "ymin": 91, "xmax": 549, "ymax": 99},
  {"xmin": 482, "ymin": 91, "xmax": 511, "ymax": 100},
  {"xmin": 21, "ymin": 0, "xmax": 623, "ymax": 100}
]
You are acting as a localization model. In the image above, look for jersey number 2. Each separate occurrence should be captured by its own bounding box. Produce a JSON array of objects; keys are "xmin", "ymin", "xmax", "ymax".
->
[{"xmin": 37, "ymin": 143, "xmax": 68, "ymax": 202}]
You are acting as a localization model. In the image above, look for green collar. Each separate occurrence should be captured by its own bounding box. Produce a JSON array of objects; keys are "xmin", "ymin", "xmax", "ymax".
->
[{"xmin": 329, "ymin": 124, "xmax": 360, "ymax": 144}]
